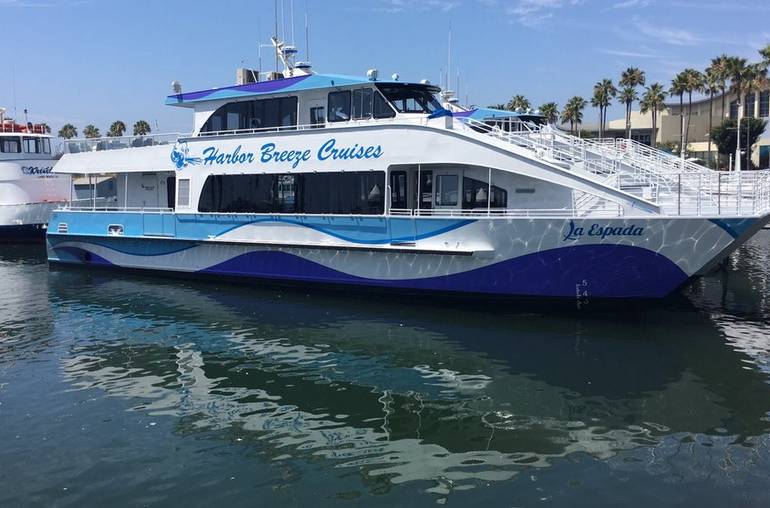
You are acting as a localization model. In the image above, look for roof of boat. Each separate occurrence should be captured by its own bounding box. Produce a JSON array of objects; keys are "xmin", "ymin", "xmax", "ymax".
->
[
  {"xmin": 165, "ymin": 73, "xmax": 441, "ymax": 107},
  {"xmin": 454, "ymin": 107, "xmax": 542, "ymax": 120}
]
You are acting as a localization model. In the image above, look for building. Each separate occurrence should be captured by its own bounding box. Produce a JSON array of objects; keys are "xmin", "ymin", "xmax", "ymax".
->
[{"xmin": 607, "ymin": 86, "xmax": 770, "ymax": 169}]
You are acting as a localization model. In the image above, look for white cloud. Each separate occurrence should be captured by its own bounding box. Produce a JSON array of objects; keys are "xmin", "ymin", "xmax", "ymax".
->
[
  {"xmin": 505, "ymin": 0, "xmax": 583, "ymax": 26},
  {"xmin": 611, "ymin": 0, "xmax": 651, "ymax": 8},
  {"xmin": 374, "ymin": 0, "xmax": 461, "ymax": 13},
  {"xmin": 633, "ymin": 19, "xmax": 699, "ymax": 46},
  {"xmin": 599, "ymin": 48, "xmax": 661, "ymax": 58}
]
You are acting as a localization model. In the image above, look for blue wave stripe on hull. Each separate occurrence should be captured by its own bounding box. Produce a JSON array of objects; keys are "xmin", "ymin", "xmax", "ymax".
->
[{"xmin": 197, "ymin": 245, "xmax": 688, "ymax": 298}]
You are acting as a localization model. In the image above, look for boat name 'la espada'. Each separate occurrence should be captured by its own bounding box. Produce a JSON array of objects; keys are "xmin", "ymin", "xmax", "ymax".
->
[
  {"xmin": 562, "ymin": 220, "xmax": 644, "ymax": 241},
  {"xmin": 198, "ymin": 139, "xmax": 384, "ymax": 170}
]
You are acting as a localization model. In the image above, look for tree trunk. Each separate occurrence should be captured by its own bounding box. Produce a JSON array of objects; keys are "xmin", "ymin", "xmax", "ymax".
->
[
  {"xmin": 735, "ymin": 86, "xmax": 742, "ymax": 172},
  {"xmin": 625, "ymin": 102, "xmax": 631, "ymax": 139},
  {"xmin": 652, "ymin": 111, "xmax": 657, "ymax": 149},
  {"xmin": 679, "ymin": 95, "xmax": 684, "ymax": 159},
  {"xmin": 685, "ymin": 91, "xmax": 693, "ymax": 153},
  {"xmin": 708, "ymin": 91, "xmax": 714, "ymax": 169}
]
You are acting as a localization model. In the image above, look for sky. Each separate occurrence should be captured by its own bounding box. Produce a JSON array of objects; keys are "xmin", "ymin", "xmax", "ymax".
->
[{"xmin": 1, "ymin": 0, "xmax": 769, "ymax": 135}]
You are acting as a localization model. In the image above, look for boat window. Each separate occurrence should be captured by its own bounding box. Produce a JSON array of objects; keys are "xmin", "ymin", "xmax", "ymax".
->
[
  {"xmin": 462, "ymin": 177, "xmax": 507, "ymax": 209},
  {"xmin": 377, "ymin": 84, "xmax": 442, "ymax": 114},
  {"xmin": 177, "ymin": 179, "xmax": 190, "ymax": 207},
  {"xmin": 390, "ymin": 171, "xmax": 408, "ymax": 209},
  {"xmin": 198, "ymin": 171, "xmax": 385, "ymax": 215},
  {"xmin": 42, "ymin": 138, "xmax": 51, "ymax": 154},
  {"xmin": 435, "ymin": 174, "xmax": 459, "ymax": 206},
  {"xmin": 0, "ymin": 136, "xmax": 21, "ymax": 153},
  {"xmin": 373, "ymin": 91, "xmax": 396, "ymax": 119},
  {"xmin": 328, "ymin": 91, "xmax": 351, "ymax": 122},
  {"xmin": 200, "ymin": 96, "xmax": 298, "ymax": 134},
  {"xmin": 309, "ymin": 106, "xmax": 326, "ymax": 128},
  {"xmin": 418, "ymin": 171, "xmax": 433, "ymax": 209},
  {"xmin": 352, "ymin": 88, "xmax": 373, "ymax": 120},
  {"xmin": 23, "ymin": 137, "xmax": 40, "ymax": 154}
]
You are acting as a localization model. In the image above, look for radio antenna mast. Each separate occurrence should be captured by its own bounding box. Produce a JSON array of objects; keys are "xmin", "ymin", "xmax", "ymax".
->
[
  {"xmin": 274, "ymin": 0, "xmax": 279, "ymax": 72},
  {"xmin": 290, "ymin": 0, "xmax": 295, "ymax": 45},
  {"xmin": 305, "ymin": 3, "xmax": 310, "ymax": 62}
]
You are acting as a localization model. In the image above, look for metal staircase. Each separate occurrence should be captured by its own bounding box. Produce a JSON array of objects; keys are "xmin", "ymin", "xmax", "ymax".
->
[{"xmin": 457, "ymin": 117, "xmax": 770, "ymax": 217}]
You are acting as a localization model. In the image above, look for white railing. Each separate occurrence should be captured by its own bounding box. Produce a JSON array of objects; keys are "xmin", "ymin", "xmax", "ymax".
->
[
  {"xmin": 61, "ymin": 205, "xmax": 174, "ymax": 213},
  {"xmin": 389, "ymin": 207, "xmax": 624, "ymax": 218},
  {"xmin": 63, "ymin": 133, "xmax": 184, "ymax": 154},
  {"xmin": 455, "ymin": 117, "xmax": 770, "ymax": 216}
]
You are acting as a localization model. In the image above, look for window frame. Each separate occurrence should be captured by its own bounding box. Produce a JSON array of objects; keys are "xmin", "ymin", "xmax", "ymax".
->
[{"xmin": 327, "ymin": 90, "xmax": 352, "ymax": 123}]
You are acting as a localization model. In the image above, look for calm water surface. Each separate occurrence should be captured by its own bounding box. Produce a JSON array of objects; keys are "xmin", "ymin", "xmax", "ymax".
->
[{"xmin": 2, "ymin": 233, "xmax": 770, "ymax": 507}]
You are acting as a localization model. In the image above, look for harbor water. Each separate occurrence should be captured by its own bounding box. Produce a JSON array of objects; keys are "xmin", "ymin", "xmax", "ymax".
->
[{"xmin": 2, "ymin": 233, "xmax": 770, "ymax": 507}]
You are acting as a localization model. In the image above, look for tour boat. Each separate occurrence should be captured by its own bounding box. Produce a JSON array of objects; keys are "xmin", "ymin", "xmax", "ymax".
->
[
  {"xmin": 0, "ymin": 114, "xmax": 70, "ymax": 240},
  {"xmin": 46, "ymin": 39, "xmax": 770, "ymax": 299}
]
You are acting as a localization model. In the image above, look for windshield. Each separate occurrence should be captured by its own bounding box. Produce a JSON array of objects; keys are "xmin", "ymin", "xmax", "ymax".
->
[{"xmin": 377, "ymin": 85, "xmax": 443, "ymax": 114}]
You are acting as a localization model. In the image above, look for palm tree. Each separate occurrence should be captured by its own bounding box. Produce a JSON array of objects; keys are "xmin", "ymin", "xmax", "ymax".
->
[
  {"xmin": 488, "ymin": 104, "xmax": 508, "ymax": 111},
  {"xmin": 670, "ymin": 72, "xmax": 688, "ymax": 158},
  {"xmin": 619, "ymin": 67, "xmax": 645, "ymax": 138},
  {"xmin": 539, "ymin": 102, "xmax": 559, "ymax": 124},
  {"xmin": 506, "ymin": 95, "xmax": 530, "ymax": 112},
  {"xmin": 703, "ymin": 66, "xmax": 721, "ymax": 168},
  {"xmin": 710, "ymin": 54, "xmax": 730, "ymax": 119},
  {"xmin": 741, "ymin": 63, "xmax": 769, "ymax": 170},
  {"xmin": 760, "ymin": 43, "xmax": 770, "ymax": 66},
  {"xmin": 560, "ymin": 96, "xmax": 586, "ymax": 135},
  {"xmin": 727, "ymin": 57, "xmax": 750, "ymax": 170},
  {"xmin": 618, "ymin": 87, "xmax": 638, "ymax": 138},
  {"xmin": 640, "ymin": 84, "xmax": 667, "ymax": 149},
  {"xmin": 108, "ymin": 120, "xmax": 126, "ymax": 137},
  {"xmin": 83, "ymin": 124, "xmax": 100, "ymax": 138},
  {"xmin": 591, "ymin": 79, "xmax": 616, "ymax": 138},
  {"xmin": 133, "ymin": 120, "xmax": 151, "ymax": 136},
  {"xmin": 38, "ymin": 122, "xmax": 51, "ymax": 134},
  {"xmin": 683, "ymin": 68, "xmax": 705, "ymax": 153},
  {"xmin": 58, "ymin": 124, "xmax": 77, "ymax": 139}
]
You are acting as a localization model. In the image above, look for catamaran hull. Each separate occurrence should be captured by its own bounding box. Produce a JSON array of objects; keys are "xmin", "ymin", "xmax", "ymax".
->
[
  {"xmin": 0, "ymin": 203, "xmax": 64, "ymax": 242},
  {"xmin": 45, "ymin": 213, "xmax": 770, "ymax": 299}
]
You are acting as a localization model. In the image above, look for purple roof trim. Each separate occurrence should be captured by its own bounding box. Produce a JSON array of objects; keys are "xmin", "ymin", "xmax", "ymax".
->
[{"xmin": 169, "ymin": 75, "xmax": 311, "ymax": 103}]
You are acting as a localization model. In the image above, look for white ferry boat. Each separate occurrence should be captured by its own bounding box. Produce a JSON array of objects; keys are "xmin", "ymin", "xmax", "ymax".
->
[
  {"xmin": 46, "ymin": 40, "xmax": 770, "ymax": 299},
  {"xmin": 1, "ymin": 112, "xmax": 70, "ymax": 240}
]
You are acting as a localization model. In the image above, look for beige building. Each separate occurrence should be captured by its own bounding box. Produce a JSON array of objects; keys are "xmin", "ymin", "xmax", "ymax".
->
[{"xmin": 607, "ymin": 87, "xmax": 770, "ymax": 169}]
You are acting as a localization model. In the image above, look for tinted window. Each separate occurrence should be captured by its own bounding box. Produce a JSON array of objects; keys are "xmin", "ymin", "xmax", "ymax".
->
[
  {"xmin": 201, "ymin": 96, "xmax": 298, "ymax": 134},
  {"xmin": 435, "ymin": 175, "xmax": 458, "ymax": 206},
  {"xmin": 1, "ymin": 136, "xmax": 21, "ymax": 153},
  {"xmin": 328, "ymin": 91, "xmax": 351, "ymax": 122},
  {"xmin": 23, "ymin": 137, "xmax": 40, "ymax": 154},
  {"xmin": 377, "ymin": 84, "xmax": 442, "ymax": 114},
  {"xmin": 198, "ymin": 171, "xmax": 385, "ymax": 215},
  {"xmin": 353, "ymin": 88, "xmax": 373, "ymax": 119},
  {"xmin": 462, "ymin": 177, "xmax": 507, "ymax": 209},
  {"xmin": 373, "ymin": 92, "xmax": 395, "ymax": 119},
  {"xmin": 760, "ymin": 91, "xmax": 770, "ymax": 118}
]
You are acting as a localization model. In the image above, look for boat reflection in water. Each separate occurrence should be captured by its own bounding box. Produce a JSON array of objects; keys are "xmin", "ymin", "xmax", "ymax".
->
[{"xmin": 46, "ymin": 244, "xmax": 770, "ymax": 499}]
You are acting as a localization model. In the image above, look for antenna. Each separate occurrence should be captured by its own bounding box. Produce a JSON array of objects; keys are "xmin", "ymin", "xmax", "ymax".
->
[
  {"xmin": 274, "ymin": 0, "xmax": 279, "ymax": 72},
  {"xmin": 280, "ymin": 0, "xmax": 285, "ymax": 44},
  {"xmin": 290, "ymin": 0, "xmax": 295, "ymax": 45},
  {"xmin": 305, "ymin": 2, "xmax": 310, "ymax": 62},
  {"xmin": 447, "ymin": 21, "xmax": 452, "ymax": 92}
]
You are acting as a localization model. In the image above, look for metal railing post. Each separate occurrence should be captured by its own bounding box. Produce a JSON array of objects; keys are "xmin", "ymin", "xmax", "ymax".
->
[
  {"xmin": 697, "ymin": 174, "xmax": 702, "ymax": 216},
  {"xmin": 677, "ymin": 173, "xmax": 681, "ymax": 215},
  {"xmin": 717, "ymin": 173, "xmax": 722, "ymax": 215}
]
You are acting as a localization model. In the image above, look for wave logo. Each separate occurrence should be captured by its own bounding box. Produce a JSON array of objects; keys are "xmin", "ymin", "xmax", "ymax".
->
[{"xmin": 170, "ymin": 141, "xmax": 202, "ymax": 170}]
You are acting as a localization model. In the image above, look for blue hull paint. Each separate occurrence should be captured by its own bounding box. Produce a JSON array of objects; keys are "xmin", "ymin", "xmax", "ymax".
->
[{"xmin": 50, "ymin": 243, "xmax": 688, "ymax": 299}]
